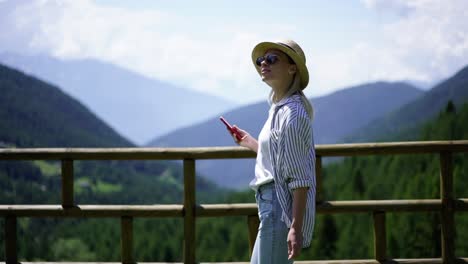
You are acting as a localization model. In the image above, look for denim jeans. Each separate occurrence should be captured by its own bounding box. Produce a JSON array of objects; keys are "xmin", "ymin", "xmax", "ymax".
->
[{"xmin": 251, "ymin": 182, "xmax": 293, "ymax": 264}]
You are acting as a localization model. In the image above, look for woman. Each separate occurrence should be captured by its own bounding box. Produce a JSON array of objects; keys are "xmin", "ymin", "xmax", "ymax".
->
[{"xmin": 229, "ymin": 40, "xmax": 316, "ymax": 263}]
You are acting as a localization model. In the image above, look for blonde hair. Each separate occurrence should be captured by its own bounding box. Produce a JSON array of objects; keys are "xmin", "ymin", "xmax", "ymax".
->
[{"xmin": 269, "ymin": 74, "xmax": 314, "ymax": 120}]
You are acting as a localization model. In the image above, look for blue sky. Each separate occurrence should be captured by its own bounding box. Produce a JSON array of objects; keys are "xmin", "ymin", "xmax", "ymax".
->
[{"xmin": 1, "ymin": 0, "xmax": 467, "ymax": 104}]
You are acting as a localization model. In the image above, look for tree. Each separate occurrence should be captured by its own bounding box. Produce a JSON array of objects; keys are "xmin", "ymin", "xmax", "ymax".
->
[
  {"xmin": 52, "ymin": 238, "xmax": 96, "ymax": 261},
  {"xmin": 316, "ymin": 215, "xmax": 338, "ymax": 258}
]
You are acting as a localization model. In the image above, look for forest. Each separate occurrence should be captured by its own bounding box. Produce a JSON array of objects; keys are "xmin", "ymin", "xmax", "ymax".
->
[{"xmin": 0, "ymin": 102, "xmax": 466, "ymax": 262}]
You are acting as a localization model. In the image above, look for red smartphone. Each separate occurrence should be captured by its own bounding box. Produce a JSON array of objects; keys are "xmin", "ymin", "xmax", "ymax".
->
[{"xmin": 219, "ymin": 116, "xmax": 243, "ymax": 141}]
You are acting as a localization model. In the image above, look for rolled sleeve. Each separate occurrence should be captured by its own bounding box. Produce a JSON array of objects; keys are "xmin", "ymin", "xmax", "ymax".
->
[{"xmin": 288, "ymin": 179, "xmax": 314, "ymax": 190}]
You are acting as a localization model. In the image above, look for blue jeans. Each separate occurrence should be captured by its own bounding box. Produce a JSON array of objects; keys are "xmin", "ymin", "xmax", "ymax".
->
[{"xmin": 251, "ymin": 182, "xmax": 293, "ymax": 264}]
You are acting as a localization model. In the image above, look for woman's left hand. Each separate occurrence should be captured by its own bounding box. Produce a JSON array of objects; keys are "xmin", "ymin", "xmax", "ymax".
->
[{"xmin": 287, "ymin": 227, "xmax": 302, "ymax": 259}]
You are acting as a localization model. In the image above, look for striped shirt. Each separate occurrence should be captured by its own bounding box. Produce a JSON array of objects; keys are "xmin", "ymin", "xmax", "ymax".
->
[{"xmin": 269, "ymin": 92, "xmax": 316, "ymax": 248}]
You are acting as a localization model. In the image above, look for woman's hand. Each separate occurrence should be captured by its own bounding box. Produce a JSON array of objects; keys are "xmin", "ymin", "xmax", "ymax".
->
[
  {"xmin": 287, "ymin": 227, "xmax": 303, "ymax": 260},
  {"xmin": 229, "ymin": 125, "xmax": 258, "ymax": 153}
]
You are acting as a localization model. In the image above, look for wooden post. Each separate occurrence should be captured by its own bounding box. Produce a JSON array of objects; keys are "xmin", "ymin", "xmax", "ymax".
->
[
  {"xmin": 247, "ymin": 215, "xmax": 260, "ymax": 256},
  {"xmin": 440, "ymin": 152, "xmax": 455, "ymax": 264},
  {"xmin": 316, "ymin": 156, "xmax": 323, "ymax": 202},
  {"xmin": 5, "ymin": 216, "xmax": 17, "ymax": 264},
  {"xmin": 61, "ymin": 159, "xmax": 74, "ymax": 207},
  {"xmin": 373, "ymin": 211, "xmax": 386, "ymax": 262},
  {"xmin": 121, "ymin": 216, "xmax": 133, "ymax": 264},
  {"xmin": 183, "ymin": 159, "xmax": 196, "ymax": 264}
]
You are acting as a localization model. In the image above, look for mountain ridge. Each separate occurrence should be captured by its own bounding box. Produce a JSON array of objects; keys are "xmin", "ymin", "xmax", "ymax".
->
[
  {"xmin": 347, "ymin": 64, "xmax": 468, "ymax": 142},
  {"xmin": 0, "ymin": 52, "xmax": 237, "ymax": 145},
  {"xmin": 0, "ymin": 63, "xmax": 132, "ymax": 147},
  {"xmin": 0, "ymin": 62, "xmax": 222, "ymax": 198}
]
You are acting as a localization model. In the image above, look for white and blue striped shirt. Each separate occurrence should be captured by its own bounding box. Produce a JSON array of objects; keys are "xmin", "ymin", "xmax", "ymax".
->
[{"xmin": 268, "ymin": 92, "xmax": 316, "ymax": 248}]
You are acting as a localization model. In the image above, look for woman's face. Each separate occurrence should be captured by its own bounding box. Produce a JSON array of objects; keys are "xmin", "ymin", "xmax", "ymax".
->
[{"xmin": 258, "ymin": 49, "xmax": 296, "ymax": 86}]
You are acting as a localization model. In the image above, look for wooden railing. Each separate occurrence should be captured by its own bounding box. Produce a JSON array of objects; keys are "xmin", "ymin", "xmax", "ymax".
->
[{"xmin": 1, "ymin": 141, "xmax": 468, "ymax": 264}]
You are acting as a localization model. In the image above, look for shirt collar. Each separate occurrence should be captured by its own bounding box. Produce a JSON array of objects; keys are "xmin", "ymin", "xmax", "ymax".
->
[{"xmin": 274, "ymin": 92, "xmax": 302, "ymax": 108}]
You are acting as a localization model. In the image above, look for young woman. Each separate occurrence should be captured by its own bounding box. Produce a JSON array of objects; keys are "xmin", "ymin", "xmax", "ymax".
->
[{"xmin": 229, "ymin": 40, "xmax": 316, "ymax": 263}]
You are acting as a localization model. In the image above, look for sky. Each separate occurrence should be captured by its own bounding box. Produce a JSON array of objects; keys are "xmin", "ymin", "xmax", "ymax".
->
[{"xmin": 1, "ymin": 0, "xmax": 468, "ymax": 105}]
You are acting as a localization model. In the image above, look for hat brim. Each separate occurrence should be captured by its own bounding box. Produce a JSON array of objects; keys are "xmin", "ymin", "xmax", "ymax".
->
[{"xmin": 252, "ymin": 41, "xmax": 309, "ymax": 89}]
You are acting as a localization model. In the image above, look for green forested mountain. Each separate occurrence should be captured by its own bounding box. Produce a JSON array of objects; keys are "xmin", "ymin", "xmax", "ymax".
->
[
  {"xmin": 348, "ymin": 64, "xmax": 468, "ymax": 142},
  {"xmin": 0, "ymin": 62, "xmax": 220, "ymax": 203},
  {"xmin": 310, "ymin": 102, "xmax": 468, "ymax": 260},
  {"xmin": 0, "ymin": 52, "xmax": 236, "ymax": 145},
  {"xmin": 0, "ymin": 64, "xmax": 132, "ymax": 148},
  {"xmin": 0, "ymin": 63, "xmax": 228, "ymax": 262}
]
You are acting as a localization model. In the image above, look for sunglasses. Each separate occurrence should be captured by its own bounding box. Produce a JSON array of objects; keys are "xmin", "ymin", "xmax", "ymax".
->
[{"xmin": 255, "ymin": 54, "xmax": 280, "ymax": 66}]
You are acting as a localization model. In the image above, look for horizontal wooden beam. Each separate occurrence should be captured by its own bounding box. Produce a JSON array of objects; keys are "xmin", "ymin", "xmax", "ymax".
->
[
  {"xmin": 456, "ymin": 198, "xmax": 468, "ymax": 210},
  {"xmin": 316, "ymin": 140, "xmax": 468, "ymax": 157},
  {"xmin": 0, "ymin": 205, "xmax": 183, "ymax": 217},
  {"xmin": 0, "ymin": 146, "xmax": 255, "ymax": 160},
  {"xmin": 197, "ymin": 199, "xmax": 468, "ymax": 216},
  {"xmin": 197, "ymin": 204, "xmax": 258, "ymax": 216},
  {"xmin": 1, "ymin": 199, "xmax": 466, "ymax": 218},
  {"xmin": 0, "ymin": 141, "xmax": 467, "ymax": 160},
  {"xmin": 317, "ymin": 200, "xmax": 444, "ymax": 213}
]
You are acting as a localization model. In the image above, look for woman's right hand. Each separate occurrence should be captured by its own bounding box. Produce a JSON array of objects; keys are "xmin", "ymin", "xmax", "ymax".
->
[{"xmin": 230, "ymin": 126, "xmax": 258, "ymax": 153}]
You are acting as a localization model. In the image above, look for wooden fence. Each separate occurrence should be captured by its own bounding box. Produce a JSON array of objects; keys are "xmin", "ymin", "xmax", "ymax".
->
[{"xmin": 1, "ymin": 141, "xmax": 468, "ymax": 264}]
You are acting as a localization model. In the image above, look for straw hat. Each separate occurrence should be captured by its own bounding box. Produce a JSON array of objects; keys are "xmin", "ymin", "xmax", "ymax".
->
[{"xmin": 251, "ymin": 39, "xmax": 309, "ymax": 90}]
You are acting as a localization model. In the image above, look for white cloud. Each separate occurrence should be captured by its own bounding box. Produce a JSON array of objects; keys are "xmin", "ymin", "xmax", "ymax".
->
[
  {"xmin": 0, "ymin": 0, "xmax": 296, "ymax": 103},
  {"xmin": 356, "ymin": 0, "xmax": 468, "ymax": 85},
  {"xmin": 305, "ymin": 0, "xmax": 468, "ymax": 98},
  {"xmin": 362, "ymin": 0, "xmax": 423, "ymax": 16},
  {"xmin": 1, "ymin": 0, "xmax": 467, "ymax": 103}
]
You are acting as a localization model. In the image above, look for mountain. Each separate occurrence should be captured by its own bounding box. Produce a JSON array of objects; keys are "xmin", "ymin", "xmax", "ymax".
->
[
  {"xmin": 348, "ymin": 64, "xmax": 468, "ymax": 142},
  {"xmin": 312, "ymin": 81, "xmax": 423, "ymax": 144},
  {"xmin": 316, "ymin": 102, "xmax": 468, "ymax": 260},
  {"xmin": 148, "ymin": 81, "xmax": 423, "ymax": 189},
  {"xmin": 0, "ymin": 53, "xmax": 237, "ymax": 145},
  {"xmin": 0, "ymin": 64, "xmax": 131, "ymax": 147},
  {"xmin": 0, "ymin": 63, "xmax": 221, "ymax": 202},
  {"xmin": 0, "ymin": 63, "xmax": 241, "ymax": 262}
]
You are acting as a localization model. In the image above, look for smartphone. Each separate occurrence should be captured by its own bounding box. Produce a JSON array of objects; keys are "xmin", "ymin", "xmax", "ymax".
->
[{"xmin": 219, "ymin": 116, "xmax": 243, "ymax": 141}]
